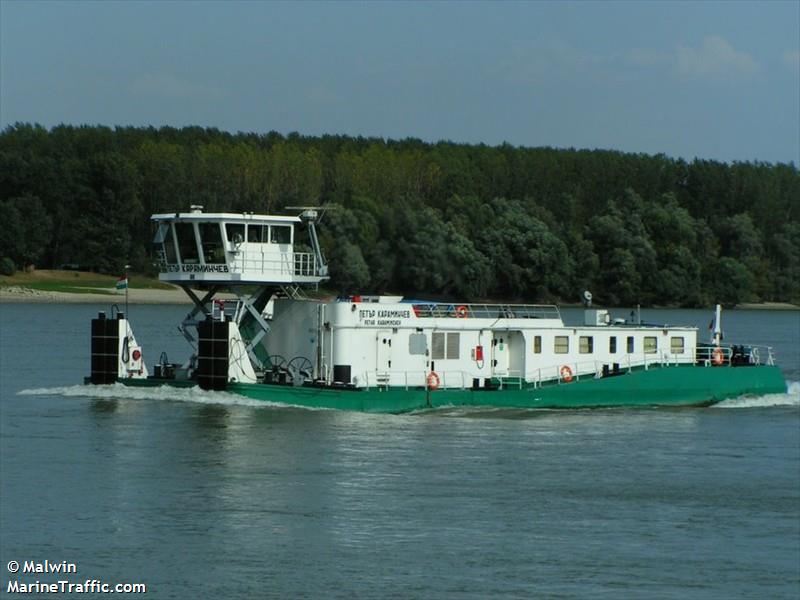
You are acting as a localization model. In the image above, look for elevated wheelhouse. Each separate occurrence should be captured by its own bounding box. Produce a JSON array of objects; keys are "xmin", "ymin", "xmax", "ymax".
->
[{"xmin": 149, "ymin": 206, "xmax": 329, "ymax": 383}]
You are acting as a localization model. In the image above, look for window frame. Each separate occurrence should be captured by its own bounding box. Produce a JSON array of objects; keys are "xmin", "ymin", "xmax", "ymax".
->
[
  {"xmin": 432, "ymin": 331, "xmax": 460, "ymax": 360},
  {"xmin": 225, "ymin": 223, "xmax": 245, "ymax": 248},
  {"xmin": 270, "ymin": 225, "xmax": 292, "ymax": 245},
  {"xmin": 174, "ymin": 222, "xmax": 200, "ymax": 264}
]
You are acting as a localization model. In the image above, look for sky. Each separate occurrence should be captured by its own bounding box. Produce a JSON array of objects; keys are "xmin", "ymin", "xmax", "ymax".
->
[{"xmin": 1, "ymin": 1, "xmax": 798, "ymax": 164}]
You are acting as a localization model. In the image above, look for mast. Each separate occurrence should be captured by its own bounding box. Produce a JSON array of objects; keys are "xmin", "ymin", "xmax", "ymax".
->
[{"xmin": 712, "ymin": 304, "xmax": 722, "ymax": 346}]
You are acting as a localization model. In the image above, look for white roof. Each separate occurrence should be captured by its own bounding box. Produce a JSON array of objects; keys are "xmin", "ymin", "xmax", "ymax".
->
[{"xmin": 151, "ymin": 211, "xmax": 301, "ymax": 224}]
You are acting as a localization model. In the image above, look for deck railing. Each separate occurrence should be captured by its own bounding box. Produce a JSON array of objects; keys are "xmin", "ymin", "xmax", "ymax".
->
[
  {"xmin": 156, "ymin": 251, "xmax": 319, "ymax": 278},
  {"xmin": 357, "ymin": 344, "xmax": 776, "ymax": 391},
  {"xmin": 411, "ymin": 303, "xmax": 561, "ymax": 320}
]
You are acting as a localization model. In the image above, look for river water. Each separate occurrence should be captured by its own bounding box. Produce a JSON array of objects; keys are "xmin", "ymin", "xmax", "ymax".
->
[{"xmin": 1, "ymin": 304, "xmax": 798, "ymax": 598}]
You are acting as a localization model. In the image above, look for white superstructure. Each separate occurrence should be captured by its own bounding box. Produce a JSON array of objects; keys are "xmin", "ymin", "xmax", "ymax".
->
[{"xmin": 264, "ymin": 296, "xmax": 700, "ymax": 389}]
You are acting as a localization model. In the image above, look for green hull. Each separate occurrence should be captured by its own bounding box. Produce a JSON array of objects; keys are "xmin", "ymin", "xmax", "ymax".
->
[{"xmin": 119, "ymin": 364, "xmax": 787, "ymax": 413}]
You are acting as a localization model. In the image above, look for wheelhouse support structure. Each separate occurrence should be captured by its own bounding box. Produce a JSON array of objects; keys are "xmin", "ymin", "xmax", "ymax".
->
[{"xmin": 146, "ymin": 206, "xmax": 329, "ymax": 389}]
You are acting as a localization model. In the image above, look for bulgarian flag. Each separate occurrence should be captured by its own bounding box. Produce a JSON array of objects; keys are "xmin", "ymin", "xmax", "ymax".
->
[{"xmin": 116, "ymin": 275, "xmax": 128, "ymax": 290}]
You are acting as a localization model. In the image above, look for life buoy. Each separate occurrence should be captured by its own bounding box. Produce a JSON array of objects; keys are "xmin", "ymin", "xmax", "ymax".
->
[
  {"xmin": 427, "ymin": 371, "xmax": 440, "ymax": 390},
  {"xmin": 560, "ymin": 365, "xmax": 573, "ymax": 382},
  {"xmin": 455, "ymin": 305, "xmax": 468, "ymax": 318},
  {"xmin": 712, "ymin": 347, "xmax": 724, "ymax": 366}
]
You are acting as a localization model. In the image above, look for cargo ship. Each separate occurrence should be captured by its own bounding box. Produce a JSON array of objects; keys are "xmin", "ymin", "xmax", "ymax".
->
[{"xmin": 87, "ymin": 207, "xmax": 787, "ymax": 412}]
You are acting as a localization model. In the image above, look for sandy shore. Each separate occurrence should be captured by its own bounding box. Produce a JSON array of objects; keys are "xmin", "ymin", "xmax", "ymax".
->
[
  {"xmin": 0, "ymin": 285, "xmax": 202, "ymax": 304},
  {"xmin": 735, "ymin": 302, "xmax": 800, "ymax": 311},
  {"xmin": 2, "ymin": 285, "xmax": 798, "ymax": 309}
]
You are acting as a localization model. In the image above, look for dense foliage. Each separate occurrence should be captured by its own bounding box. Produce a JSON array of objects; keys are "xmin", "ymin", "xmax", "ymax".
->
[{"xmin": 1, "ymin": 123, "xmax": 798, "ymax": 306}]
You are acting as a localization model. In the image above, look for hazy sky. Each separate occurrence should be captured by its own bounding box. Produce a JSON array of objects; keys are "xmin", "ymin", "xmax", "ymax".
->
[{"xmin": 1, "ymin": 1, "xmax": 798, "ymax": 164}]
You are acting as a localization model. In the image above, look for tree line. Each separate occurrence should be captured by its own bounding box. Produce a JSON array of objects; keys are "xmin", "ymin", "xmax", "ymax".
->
[{"xmin": 1, "ymin": 123, "xmax": 798, "ymax": 306}]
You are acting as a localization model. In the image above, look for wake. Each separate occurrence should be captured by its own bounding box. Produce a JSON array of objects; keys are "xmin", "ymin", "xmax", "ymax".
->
[
  {"xmin": 713, "ymin": 381, "xmax": 799, "ymax": 409},
  {"xmin": 16, "ymin": 383, "xmax": 283, "ymax": 409},
  {"xmin": 17, "ymin": 381, "xmax": 799, "ymax": 411}
]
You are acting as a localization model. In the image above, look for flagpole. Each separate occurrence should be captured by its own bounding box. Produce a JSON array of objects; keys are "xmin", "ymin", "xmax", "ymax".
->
[{"xmin": 124, "ymin": 264, "xmax": 130, "ymax": 318}]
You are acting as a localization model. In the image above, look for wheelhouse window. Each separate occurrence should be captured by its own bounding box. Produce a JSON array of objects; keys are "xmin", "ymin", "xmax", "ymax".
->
[
  {"xmin": 533, "ymin": 335, "xmax": 542, "ymax": 354},
  {"xmin": 175, "ymin": 222, "xmax": 199, "ymax": 263},
  {"xmin": 554, "ymin": 336, "xmax": 569, "ymax": 354},
  {"xmin": 579, "ymin": 336, "xmax": 593, "ymax": 354},
  {"xmin": 199, "ymin": 223, "xmax": 224, "ymax": 264},
  {"xmin": 247, "ymin": 224, "xmax": 267, "ymax": 243},
  {"xmin": 627, "ymin": 336, "xmax": 635, "ymax": 353},
  {"xmin": 163, "ymin": 224, "xmax": 177, "ymax": 263},
  {"xmin": 670, "ymin": 337, "xmax": 685, "ymax": 354},
  {"xmin": 644, "ymin": 336, "xmax": 657, "ymax": 354},
  {"xmin": 609, "ymin": 336, "xmax": 617, "ymax": 353},
  {"xmin": 432, "ymin": 332, "xmax": 460, "ymax": 360},
  {"xmin": 270, "ymin": 225, "xmax": 292, "ymax": 245},
  {"xmin": 225, "ymin": 224, "xmax": 245, "ymax": 248}
]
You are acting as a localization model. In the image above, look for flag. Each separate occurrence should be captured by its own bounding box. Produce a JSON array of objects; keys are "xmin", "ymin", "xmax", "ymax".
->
[{"xmin": 116, "ymin": 276, "xmax": 128, "ymax": 290}]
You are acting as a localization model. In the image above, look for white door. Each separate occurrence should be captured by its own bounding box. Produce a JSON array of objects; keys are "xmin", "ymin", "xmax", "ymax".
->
[
  {"xmin": 492, "ymin": 332, "xmax": 509, "ymax": 377},
  {"xmin": 376, "ymin": 330, "xmax": 393, "ymax": 383}
]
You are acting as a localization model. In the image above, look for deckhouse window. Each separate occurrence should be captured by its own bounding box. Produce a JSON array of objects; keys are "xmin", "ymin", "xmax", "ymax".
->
[
  {"xmin": 670, "ymin": 337, "xmax": 685, "ymax": 354},
  {"xmin": 247, "ymin": 224, "xmax": 267, "ymax": 243},
  {"xmin": 270, "ymin": 225, "xmax": 291, "ymax": 245},
  {"xmin": 533, "ymin": 335, "xmax": 542, "ymax": 354},
  {"xmin": 163, "ymin": 224, "xmax": 177, "ymax": 264},
  {"xmin": 432, "ymin": 332, "xmax": 460, "ymax": 360},
  {"xmin": 609, "ymin": 336, "xmax": 617, "ymax": 353},
  {"xmin": 225, "ymin": 224, "xmax": 245, "ymax": 248},
  {"xmin": 579, "ymin": 336, "xmax": 594, "ymax": 354},
  {"xmin": 408, "ymin": 333, "xmax": 427, "ymax": 356},
  {"xmin": 175, "ymin": 222, "xmax": 199, "ymax": 263},
  {"xmin": 644, "ymin": 336, "xmax": 657, "ymax": 354},
  {"xmin": 627, "ymin": 336, "xmax": 635, "ymax": 353},
  {"xmin": 199, "ymin": 223, "xmax": 224, "ymax": 264},
  {"xmin": 554, "ymin": 336, "xmax": 569, "ymax": 354}
]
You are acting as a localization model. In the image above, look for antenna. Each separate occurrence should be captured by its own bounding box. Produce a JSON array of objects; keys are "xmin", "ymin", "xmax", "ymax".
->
[
  {"xmin": 284, "ymin": 205, "xmax": 335, "ymax": 277},
  {"xmin": 285, "ymin": 203, "xmax": 340, "ymax": 224},
  {"xmin": 582, "ymin": 290, "xmax": 593, "ymax": 308}
]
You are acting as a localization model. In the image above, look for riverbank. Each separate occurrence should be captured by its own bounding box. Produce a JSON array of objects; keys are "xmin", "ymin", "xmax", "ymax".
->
[
  {"xmin": 736, "ymin": 302, "xmax": 800, "ymax": 310},
  {"xmin": 0, "ymin": 285, "xmax": 197, "ymax": 304},
  {"xmin": 0, "ymin": 269, "xmax": 196, "ymax": 304},
  {"xmin": 1, "ymin": 284, "xmax": 797, "ymax": 310}
]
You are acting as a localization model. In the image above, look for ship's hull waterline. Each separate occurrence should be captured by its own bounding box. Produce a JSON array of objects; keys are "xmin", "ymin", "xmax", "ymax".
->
[{"xmin": 117, "ymin": 364, "xmax": 787, "ymax": 414}]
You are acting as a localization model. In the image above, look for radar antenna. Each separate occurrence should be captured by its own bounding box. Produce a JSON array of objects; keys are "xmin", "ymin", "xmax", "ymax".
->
[{"xmin": 284, "ymin": 204, "xmax": 338, "ymax": 277}]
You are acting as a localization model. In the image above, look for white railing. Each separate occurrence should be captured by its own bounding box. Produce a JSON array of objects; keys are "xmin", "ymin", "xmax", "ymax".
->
[
  {"xmin": 355, "ymin": 344, "xmax": 776, "ymax": 391},
  {"xmin": 158, "ymin": 251, "xmax": 319, "ymax": 278},
  {"xmin": 529, "ymin": 344, "xmax": 777, "ymax": 387},
  {"xmin": 694, "ymin": 344, "xmax": 775, "ymax": 366},
  {"xmin": 411, "ymin": 303, "xmax": 561, "ymax": 320},
  {"xmin": 362, "ymin": 370, "xmax": 429, "ymax": 390},
  {"xmin": 293, "ymin": 252, "xmax": 317, "ymax": 276},
  {"xmin": 360, "ymin": 369, "xmax": 523, "ymax": 391}
]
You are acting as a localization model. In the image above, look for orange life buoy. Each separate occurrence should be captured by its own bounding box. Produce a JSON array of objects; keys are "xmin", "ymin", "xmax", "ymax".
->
[
  {"xmin": 455, "ymin": 305, "xmax": 468, "ymax": 318},
  {"xmin": 427, "ymin": 371, "xmax": 440, "ymax": 390},
  {"xmin": 560, "ymin": 365, "xmax": 574, "ymax": 382},
  {"xmin": 712, "ymin": 347, "xmax": 724, "ymax": 366}
]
